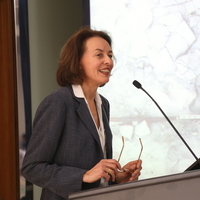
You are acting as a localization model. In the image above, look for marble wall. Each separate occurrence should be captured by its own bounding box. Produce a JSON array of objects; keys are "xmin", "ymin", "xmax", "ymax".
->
[{"xmin": 91, "ymin": 0, "xmax": 200, "ymax": 179}]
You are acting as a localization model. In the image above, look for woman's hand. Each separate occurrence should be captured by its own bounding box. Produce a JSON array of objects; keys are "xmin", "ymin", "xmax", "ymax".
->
[
  {"xmin": 115, "ymin": 159, "xmax": 142, "ymax": 183},
  {"xmin": 83, "ymin": 159, "xmax": 122, "ymax": 183}
]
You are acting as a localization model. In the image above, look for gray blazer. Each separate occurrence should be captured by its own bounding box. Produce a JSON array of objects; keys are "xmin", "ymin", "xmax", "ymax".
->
[{"xmin": 22, "ymin": 85, "xmax": 113, "ymax": 200}]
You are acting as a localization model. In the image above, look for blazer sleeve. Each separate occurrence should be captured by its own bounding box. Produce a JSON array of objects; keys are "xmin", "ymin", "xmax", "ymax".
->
[{"xmin": 21, "ymin": 90, "xmax": 87, "ymax": 199}]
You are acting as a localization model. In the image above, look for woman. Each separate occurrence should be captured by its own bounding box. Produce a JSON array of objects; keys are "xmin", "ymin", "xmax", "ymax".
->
[{"xmin": 22, "ymin": 27, "xmax": 142, "ymax": 200}]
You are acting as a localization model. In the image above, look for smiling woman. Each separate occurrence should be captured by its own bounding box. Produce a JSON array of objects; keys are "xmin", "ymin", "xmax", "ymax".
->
[{"xmin": 21, "ymin": 27, "xmax": 142, "ymax": 200}]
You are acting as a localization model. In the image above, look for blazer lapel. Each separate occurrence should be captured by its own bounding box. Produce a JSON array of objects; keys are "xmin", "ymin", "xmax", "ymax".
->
[
  {"xmin": 69, "ymin": 85, "xmax": 112, "ymax": 156},
  {"xmin": 75, "ymin": 97, "xmax": 102, "ymax": 148},
  {"xmin": 102, "ymin": 105, "xmax": 113, "ymax": 159}
]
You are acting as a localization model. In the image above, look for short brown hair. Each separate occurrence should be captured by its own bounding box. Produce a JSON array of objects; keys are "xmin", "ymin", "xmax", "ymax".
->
[{"xmin": 57, "ymin": 27, "xmax": 112, "ymax": 86}]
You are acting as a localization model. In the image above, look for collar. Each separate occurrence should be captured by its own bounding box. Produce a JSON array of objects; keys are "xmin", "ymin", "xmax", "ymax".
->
[{"xmin": 72, "ymin": 84, "xmax": 102, "ymax": 105}]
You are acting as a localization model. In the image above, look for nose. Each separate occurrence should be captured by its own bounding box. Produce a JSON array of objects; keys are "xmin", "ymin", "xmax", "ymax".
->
[{"xmin": 103, "ymin": 55, "xmax": 113, "ymax": 66}]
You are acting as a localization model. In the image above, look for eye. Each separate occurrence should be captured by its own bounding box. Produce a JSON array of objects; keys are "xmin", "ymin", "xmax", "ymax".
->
[
  {"xmin": 108, "ymin": 54, "xmax": 113, "ymax": 58},
  {"xmin": 96, "ymin": 53, "xmax": 102, "ymax": 57}
]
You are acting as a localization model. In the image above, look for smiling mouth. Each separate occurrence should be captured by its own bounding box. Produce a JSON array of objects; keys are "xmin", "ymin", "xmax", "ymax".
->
[{"xmin": 99, "ymin": 69, "xmax": 111, "ymax": 75}]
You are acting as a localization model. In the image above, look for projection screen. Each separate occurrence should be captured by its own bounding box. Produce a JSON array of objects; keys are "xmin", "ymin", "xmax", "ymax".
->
[{"xmin": 90, "ymin": 0, "xmax": 200, "ymax": 180}]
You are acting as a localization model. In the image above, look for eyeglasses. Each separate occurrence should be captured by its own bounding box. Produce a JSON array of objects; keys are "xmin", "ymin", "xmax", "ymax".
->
[
  {"xmin": 117, "ymin": 136, "xmax": 143, "ymax": 163},
  {"xmin": 117, "ymin": 136, "xmax": 125, "ymax": 162},
  {"xmin": 138, "ymin": 138, "xmax": 143, "ymax": 160}
]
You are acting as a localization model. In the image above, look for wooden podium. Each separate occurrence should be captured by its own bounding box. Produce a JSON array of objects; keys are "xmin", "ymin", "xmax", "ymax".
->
[{"xmin": 68, "ymin": 170, "xmax": 200, "ymax": 200}]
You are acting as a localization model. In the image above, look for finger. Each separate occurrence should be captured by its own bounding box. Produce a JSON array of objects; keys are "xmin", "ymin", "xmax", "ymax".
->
[
  {"xmin": 106, "ymin": 168, "xmax": 116, "ymax": 182},
  {"xmin": 128, "ymin": 160, "xmax": 139, "ymax": 165},
  {"xmin": 123, "ymin": 160, "xmax": 138, "ymax": 169},
  {"xmin": 108, "ymin": 159, "xmax": 122, "ymax": 170},
  {"xmin": 122, "ymin": 168, "xmax": 131, "ymax": 173},
  {"xmin": 128, "ymin": 160, "xmax": 142, "ymax": 172},
  {"xmin": 136, "ymin": 164, "xmax": 142, "ymax": 172},
  {"xmin": 107, "ymin": 168, "xmax": 113, "ymax": 174},
  {"xmin": 137, "ymin": 159, "xmax": 142, "ymax": 167},
  {"xmin": 131, "ymin": 172, "xmax": 141, "ymax": 181},
  {"xmin": 100, "ymin": 159, "xmax": 122, "ymax": 172},
  {"xmin": 123, "ymin": 164, "xmax": 137, "ymax": 173},
  {"xmin": 105, "ymin": 162, "xmax": 122, "ymax": 174},
  {"xmin": 130, "ymin": 169, "xmax": 141, "ymax": 180},
  {"xmin": 105, "ymin": 167, "xmax": 119, "ymax": 182},
  {"xmin": 131, "ymin": 165, "xmax": 142, "ymax": 174},
  {"xmin": 132, "ymin": 168, "xmax": 141, "ymax": 175},
  {"xmin": 102, "ymin": 171, "xmax": 111, "ymax": 182}
]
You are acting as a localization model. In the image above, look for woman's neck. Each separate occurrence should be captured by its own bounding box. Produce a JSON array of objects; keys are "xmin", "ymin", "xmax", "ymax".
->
[{"xmin": 81, "ymin": 83, "xmax": 97, "ymax": 102}]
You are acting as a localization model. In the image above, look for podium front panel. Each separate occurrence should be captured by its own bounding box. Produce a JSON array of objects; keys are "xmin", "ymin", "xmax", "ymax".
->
[{"xmin": 69, "ymin": 170, "xmax": 200, "ymax": 200}]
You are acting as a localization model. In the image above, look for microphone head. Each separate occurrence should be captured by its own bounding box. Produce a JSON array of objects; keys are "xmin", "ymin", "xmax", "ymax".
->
[{"xmin": 132, "ymin": 80, "xmax": 142, "ymax": 89}]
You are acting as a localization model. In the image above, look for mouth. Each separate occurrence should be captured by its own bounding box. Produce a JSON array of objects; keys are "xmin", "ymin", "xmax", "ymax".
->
[{"xmin": 99, "ymin": 68, "xmax": 111, "ymax": 75}]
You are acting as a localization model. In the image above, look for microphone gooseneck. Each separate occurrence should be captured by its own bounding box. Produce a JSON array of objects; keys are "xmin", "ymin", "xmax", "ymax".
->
[{"xmin": 132, "ymin": 80, "xmax": 199, "ymax": 162}]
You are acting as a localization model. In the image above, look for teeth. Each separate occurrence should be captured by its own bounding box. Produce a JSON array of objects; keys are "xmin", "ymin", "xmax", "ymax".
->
[{"xmin": 100, "ymin": 69, "xmax": 110, "ymax": 73}]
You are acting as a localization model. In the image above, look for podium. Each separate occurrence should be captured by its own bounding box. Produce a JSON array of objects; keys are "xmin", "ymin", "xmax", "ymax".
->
[{"xmin": 68, "ymin": 170, "xmax": 200, "ymax": 200}]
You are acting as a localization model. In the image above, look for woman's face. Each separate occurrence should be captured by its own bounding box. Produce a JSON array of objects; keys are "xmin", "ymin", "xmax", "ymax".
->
[{"xmin": 80, "ymin": 36, "xmax": 114, "ymax": 88}]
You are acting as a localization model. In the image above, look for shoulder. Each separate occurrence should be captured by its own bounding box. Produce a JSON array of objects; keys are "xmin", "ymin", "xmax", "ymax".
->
[
  {"xmin": 33, "ymin": 86, "xmax": 75, "ymax": 121},
  {"xmin": 36, "ymin": 85, "xmax": 75, "ymax": 111},
  {"xmin": 44, "ymin": 85, "xmax": 73, "ymax": 102},
  {"xmin": 50, "ymin": 85, "xmax": 73, "ymax": 98}
]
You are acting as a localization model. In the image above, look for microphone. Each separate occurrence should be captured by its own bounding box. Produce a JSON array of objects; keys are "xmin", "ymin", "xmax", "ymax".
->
[{"xmin": 132, "ymin": 80, "xmax": 200, "ymax": 171}]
